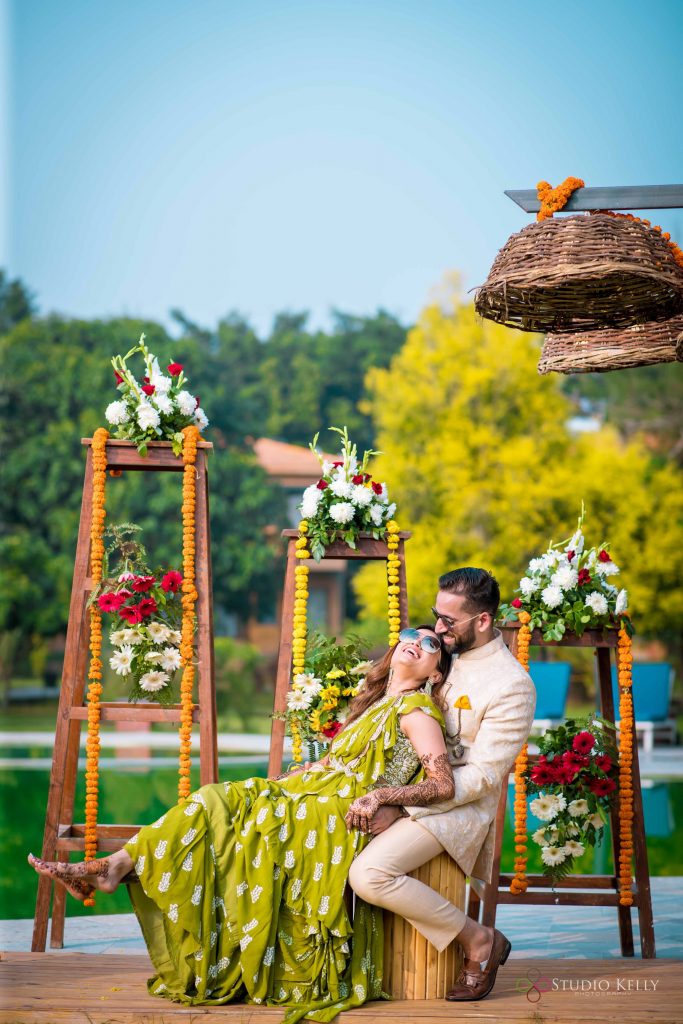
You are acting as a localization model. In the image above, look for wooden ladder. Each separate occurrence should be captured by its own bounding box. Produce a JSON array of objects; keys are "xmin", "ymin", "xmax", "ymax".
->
[
  {"xmin": 267, "ymin": 529, "xmax": 410, "ymax": 778},
  {"xmin": 466, "ymin": 623, "xmax": 657, "ymax": 958},
  {"xmin": 31, "ymin": 438, "xmax": 218, "ymax": 951}
]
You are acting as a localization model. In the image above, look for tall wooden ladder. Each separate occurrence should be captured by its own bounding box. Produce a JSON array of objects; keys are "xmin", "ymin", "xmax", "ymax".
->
[{"xmin": 32, "ymin": 438, "xmax": 218, "ymax": 951}]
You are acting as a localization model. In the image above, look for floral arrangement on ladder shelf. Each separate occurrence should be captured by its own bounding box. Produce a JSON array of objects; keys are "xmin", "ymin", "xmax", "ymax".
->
[
  {"xmin": 523, "ymin": 714, "xmax": 619, "ymax": 885},
  {"xmin": 499, "ymin": 508, "xmax": 632, "ymax": 641},
  {"xmin": 299, "ymin": 426, "xmax": 397, "ymax": 561},
  {"xmin": 90, "ymin": 524, "xmax": 188, "ymax": 704},
  {"xmin": 280, "ymin": 633, "xmax": 371, "ymax": 761},
  {"xmin": 104, "ymin": 333, "xmax": 209, "ymax": 456}
]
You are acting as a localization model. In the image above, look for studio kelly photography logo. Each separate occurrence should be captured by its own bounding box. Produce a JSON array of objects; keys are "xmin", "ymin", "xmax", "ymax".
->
[{"xmin": 515, "ymin": 969, "xmax": 661, "ymax": 1002}]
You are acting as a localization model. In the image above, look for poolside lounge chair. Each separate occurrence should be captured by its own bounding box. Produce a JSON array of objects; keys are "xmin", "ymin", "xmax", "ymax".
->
[
  {"xmin": 610, "ymin": 662, "xmax": 677, "ymax": 753},
  {"xmin": 528, "ymin": 660, "xmax": 571, "ymax": 736}
]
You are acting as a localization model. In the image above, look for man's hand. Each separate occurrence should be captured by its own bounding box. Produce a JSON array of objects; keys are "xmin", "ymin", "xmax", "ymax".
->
[
  {"xmin": 344, "ymin": 792, "xmax": 382, "ymax": 833},
  {"xmin": 367, "ymin": 805, "xmax": 404, "ymax": 836}
]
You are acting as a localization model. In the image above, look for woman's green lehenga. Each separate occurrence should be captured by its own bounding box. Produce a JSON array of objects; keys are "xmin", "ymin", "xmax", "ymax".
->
[{"xmin": 124, "ymin": 691, "xmax": 444, "ymax": 1023}]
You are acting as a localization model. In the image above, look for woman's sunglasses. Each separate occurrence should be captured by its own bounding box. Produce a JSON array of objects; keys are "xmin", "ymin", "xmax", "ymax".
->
[{"xmin": 398, "ymin": 628, "xmax": 442, "ymax": 653}]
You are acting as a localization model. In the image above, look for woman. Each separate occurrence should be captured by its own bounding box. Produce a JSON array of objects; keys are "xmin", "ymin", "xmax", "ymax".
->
[{"xmin": 29, "ymin": 626, "xmax": 454, "ymax": 1023}]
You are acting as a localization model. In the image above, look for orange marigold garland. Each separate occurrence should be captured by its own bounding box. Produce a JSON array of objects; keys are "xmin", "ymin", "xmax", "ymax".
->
[
  {"xmin": 510, "ymin": 610, "xmax": 532, "ymax": 894},
  {"xmin": 178, "ymin": 425, "xmax": 200, "ymax": 801},
  {"xmin": 83, "ymin": 427, "xmax": 109, "ymax": 906},
  {"xmin": 386, "ymin": 520, "xmax": 401, "ymax": 645},
  {"xmin": 290, "ymin": 519, "xmax": 311, "ymax": 763},
  {"xmin": 536, "ymin": 177, "xmax": 585, "ymax": 221},
  {"xmin": 616, "ymin": 623, "xmax": 635, "ymax": 906}
]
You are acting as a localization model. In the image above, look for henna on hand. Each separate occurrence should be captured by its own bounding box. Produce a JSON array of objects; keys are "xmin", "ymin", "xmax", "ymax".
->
[
  {"xmin": 371, "ymin": 752, "xmax": 455, "ymax": 810},
  {"xmin": 344, "ymin": 791, "xmax": 382, "ymax": 833}
]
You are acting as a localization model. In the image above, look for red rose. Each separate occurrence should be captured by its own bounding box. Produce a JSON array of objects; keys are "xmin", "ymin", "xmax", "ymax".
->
[
  {"xmin": 372, "ymin": 481, "xmax": 383, "ymax": 495},
  {"xmin": 321, "ymin": 721, "xmax": 343, "ymax": 739},
  {"xmin": 332, "ymin": 461, "xmax": 343, "ymax": 467},
  {"xmin": 119, "ymin": 605, "xmax": 143, "ymax": 624},
  {"xmin": 316, "ymin": 480, "xmax": 328, "ymax": 490},
  {"xmin": 167, "ymin": 362, "xmax": 183, "ymax": 376},
  {"xmin": 588, "ymin": 776, "xmax": 616, "ymax": 796},
  {"xmin": 97, "ymin": 591, "xmax": 126, "ymax": 613},
  {"xmin": 137, "ymin": 597, "xmax": 158, "ymax": 618},
  {"xmin": 566, "ymin": 550, "xmax": 575, "ymax": 562},
  {"xmin": 114, "ymin": 371, "xmax": 124, "ymax": 385},
  {"xmin": 595, "ymin": 754, "xmax": 612, "ymax": 773},
  {"xmin": 511, "ymin": 598, "xmax": 523, "ymax": 608},
  {"xmin": 363, "ymin": 473, "xmax": 372, "ymax": 482},
  {"xmin": 131, "ymin": 575, "xmax": 156, "ymax": 593},
  {"xmin": 352, "ymin": 475, "xmax": 364, "ymax": 485},
  {"xmin": 572, "ymin": 731, "xmax": 596, "ymax": 755},
  {"xmin": 141, "ymin": 384, "xmax": 155, "ymax": 396},
  {"xmin": 195, "ymin": 395, "xmax": 200, "ymax": 409},
  {"xmin": 598, "ymin": 549, "xmax": 611, "ymax": 563},
  {"xmin": 578, "ymin": 568, "xmax": 592, "ymax": 586},
  {"xmin": 161, "ymin": 571, "xmax": 183, "ymax": 593}
]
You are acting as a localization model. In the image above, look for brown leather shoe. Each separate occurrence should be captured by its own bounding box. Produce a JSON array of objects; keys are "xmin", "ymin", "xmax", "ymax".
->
[{"xmin": 445, "ymin": 927, "xmax": 511, "ymax": 1001}]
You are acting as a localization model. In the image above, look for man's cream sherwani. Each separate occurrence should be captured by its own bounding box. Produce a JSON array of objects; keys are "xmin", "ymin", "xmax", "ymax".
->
[{"xmin": 406, "ymin": 629, "xmax": 536, "ymax": 884}]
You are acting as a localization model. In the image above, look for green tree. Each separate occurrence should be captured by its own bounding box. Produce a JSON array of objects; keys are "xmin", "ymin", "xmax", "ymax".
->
[{"xmin": 353, "ymin": 288, "xmax": 683, "ymax": 640}]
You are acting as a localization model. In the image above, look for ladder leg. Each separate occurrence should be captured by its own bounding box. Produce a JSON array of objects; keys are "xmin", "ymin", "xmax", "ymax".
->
[
  {"xmin": 481, "ymin": 780, "xmax": 507, "ymax": 929},
  {"xmin": 630, "ymin": 725, "xmax": 657, "ymax": 957}
]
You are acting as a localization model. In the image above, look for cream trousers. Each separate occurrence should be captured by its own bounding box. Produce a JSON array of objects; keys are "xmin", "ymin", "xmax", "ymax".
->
[{"xmin": 348, "ymin": 817, "xmax": 467, "ymax": 953}]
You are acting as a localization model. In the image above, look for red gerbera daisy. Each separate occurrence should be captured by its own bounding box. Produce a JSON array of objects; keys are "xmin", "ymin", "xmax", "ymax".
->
[
  {"xmin": 588, "ymin": 776, "xmax": 616, "ymax": 796},
  {"xmin": 595, "ymin": 754, "xmax": 613, "ymax": 773},
  {"xmin": 161, "ymin": 571, "xmax": 183, "ymax": 593},
  {"xmin": 119, "ymin": 605, "xmax": 144, "ymax": 624},
  {"xmin": 572, "ymin": 731, "xmax": 596, "ymax": 755},
  {"xmin": 137, "ymin": 597, "xmax": 158, "ymax": 618},
  {"xmin": 97, "ymin": 591, "xmax": 126, "ymax": 613},
  {"xmin": 131, "ymin": 576, "xmax": 156, "ymax": 593}
]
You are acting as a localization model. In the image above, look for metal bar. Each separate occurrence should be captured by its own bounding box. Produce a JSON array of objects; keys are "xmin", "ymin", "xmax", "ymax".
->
[{"xmin": 505, "ymin": 185, "xmax": 683, "ymax": 213}]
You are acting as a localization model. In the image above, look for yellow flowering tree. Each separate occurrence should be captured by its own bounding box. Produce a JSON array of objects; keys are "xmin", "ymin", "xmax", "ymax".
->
[{"xmin": 354, "ymin": 287, "xmax": 683, "ymax": 637}]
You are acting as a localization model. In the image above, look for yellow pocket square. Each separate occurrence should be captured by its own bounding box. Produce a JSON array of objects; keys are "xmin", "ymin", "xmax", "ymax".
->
[{"xmin": 453, "ymin": 695, "xmax": 472, "ymax": 710}]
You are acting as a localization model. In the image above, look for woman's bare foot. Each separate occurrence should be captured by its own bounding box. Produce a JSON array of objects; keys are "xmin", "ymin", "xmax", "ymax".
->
[{"xmin": 28, "ymin": 850, "xmax": 134, "ymax": 900}]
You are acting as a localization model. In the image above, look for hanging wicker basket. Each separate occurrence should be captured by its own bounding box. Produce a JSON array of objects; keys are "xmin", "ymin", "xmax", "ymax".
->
[
  {"xmin": 538, "ymin": 314, "xmax": 683, "ymax": 374},
  {"xmin": 475, "ymin": 214, "xmax": 683, "ymax": 333}
]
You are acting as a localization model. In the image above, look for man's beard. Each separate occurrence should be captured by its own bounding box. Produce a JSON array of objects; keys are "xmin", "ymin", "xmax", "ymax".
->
[{"xmin": 448, "ymin": 621, "xmax": 477, "ymax": 655}]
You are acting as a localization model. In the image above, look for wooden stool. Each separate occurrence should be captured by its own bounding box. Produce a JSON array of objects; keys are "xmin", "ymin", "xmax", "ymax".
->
[{"xmin": 382, "ymin": 851, "xmax": 465, "ymax": 998}]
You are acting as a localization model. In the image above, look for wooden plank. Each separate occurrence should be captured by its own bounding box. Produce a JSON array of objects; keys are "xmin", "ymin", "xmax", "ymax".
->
[
  {"xmin": 281, "ymin": 529, "xmax": 412, "ymax": 560},
  {"xmin": 499, "ymin": 621, "xmax": 618, "ymax": 648},
  {"xmin": 70, "ymin": 703, "xmax": 200, "ymax": 722},
  {"xmin": 2, "ymin": 953, "xmax": 682, "ymax": 1023},
  {"xmin": 496, "ymin": 873, "xmax": 619, "ymax": 889},
  {"xmin": 505, "ymin": 184, "xmax": 683, "ymax": 212},
  {"xmin": 81, "ymin": 437, "xmax": 212, "ymax": 472}
]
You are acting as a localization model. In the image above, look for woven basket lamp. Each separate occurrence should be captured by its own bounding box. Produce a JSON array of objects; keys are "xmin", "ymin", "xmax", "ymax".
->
[
  {"xmin": 538, "ymin": 314, "xmax": 683, "ymax": 374},
  {"xmin": 475, "ymin": 213, "xmax": 683, "ymax": 333}
]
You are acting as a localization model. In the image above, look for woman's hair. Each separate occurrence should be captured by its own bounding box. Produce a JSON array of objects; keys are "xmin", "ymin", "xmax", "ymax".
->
[{"xmin": 342, "ymin": 625, "xmax": 451, "ymax": 729}]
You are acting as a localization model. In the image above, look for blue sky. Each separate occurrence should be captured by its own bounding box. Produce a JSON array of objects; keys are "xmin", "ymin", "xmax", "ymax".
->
[{"xmin": 4, "ymin": 0, "xmax": 683, "ymax": 336}]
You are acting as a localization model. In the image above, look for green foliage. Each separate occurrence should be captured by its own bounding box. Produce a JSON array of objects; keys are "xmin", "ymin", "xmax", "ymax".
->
[{"xmin": 214, "ymin": 637, "xmax": 265, "ymax": 730}]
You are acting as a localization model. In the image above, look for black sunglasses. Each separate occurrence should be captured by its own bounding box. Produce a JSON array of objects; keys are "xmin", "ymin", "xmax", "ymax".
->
[{"xmin": 398, "ymin": 628, "xmax": 442, "ymax": 653}]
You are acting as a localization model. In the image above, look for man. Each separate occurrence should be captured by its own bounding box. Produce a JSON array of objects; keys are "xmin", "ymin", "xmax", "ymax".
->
[{"xmin": 348, "ymin": 567, "xmax": 536, "ymax": 1001}]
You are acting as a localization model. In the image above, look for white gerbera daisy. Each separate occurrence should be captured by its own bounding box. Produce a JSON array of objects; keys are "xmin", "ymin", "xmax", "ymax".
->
[
  {"xmin": 531, "ymin": 827, "xmax": 550, "ymax": 847},
  {"xmin": 566, "ymin": 823, "xmax": 581, "ymax": 838},
  {"xmin": 615, "ymin": 588, "xmax": 628, "ymax": 615},
  {"xmin": 530, "ymin": 795, "xmax": 560, "ymax": 821},
  {"xmin": 350, "ymin": 485, "xmax": 372, "ymax": 507},
  {"xmin": 541, "ymin": 584, "xmax": 563, "ymax": 609},
  {"xmin": 167, "ymin": 629, "xmax": 182, "ymax": 646},
  {"xmin": 105, "ymin": 400, "xmax": 129, "ymax": 425},
  {"xmin": 139, "ymin": 670, "xmax": 170, "ymax": 692},
  {"xmin": 562, "ymin": 840, "xmax": 585, "ymax": 857},
  {"xmin": 519, "ymin": 576, "xmax": 540, "ymax": 597},
  {"xmin": 588, "ymin": 812, "xmax": 604, "ymax": 830},
  {"xmin": 286, "ymin": 689, "xmax": 312, "ymax": 711},
  {"xmin": 552, "ymin": 564, "xmax": 579, "ymax": 590},
  {"xmin": 541, "ymin": 845, "xmax": 568, "ymax": 866},
  {"xmin": 110, "ymin": 629, "xmax": 128, "ymax": 647},
  {"xmin": 121, "ymin": 628, "xmax": 144, "ymax": 645},
  {"xmin": 329, "ymin": 502, "xmax": 355, "ymax": 525},
  {"xmin": 147, "ymin": 622, "xmax": 171, "ymax": 643},
  {"xmin": 145, "ymin": 651, "xmax": 165, "ymax": 665},
  {"xmin": 585, "ymin": 592, "xmax": 608, "ymax": 616},
  {"xmin": 160, "ymin": 646, "xmax": 182, "ymax": 672},
  {"xmin": 568, "ymin": 798, "xmax": 589, "ymax": 817},
  {"xmin": 109, "ymin": 646, "xmax": 134, "ymax": 676}
]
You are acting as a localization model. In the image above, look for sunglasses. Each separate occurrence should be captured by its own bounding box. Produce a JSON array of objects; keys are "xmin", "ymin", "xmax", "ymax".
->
[
  {"xmin": 431, "ymin": 607, "xmax": 482, "ymax": 632},
  {"xmin": 398, "ymin": 628, "xmax": 442, "ymax": 653}
]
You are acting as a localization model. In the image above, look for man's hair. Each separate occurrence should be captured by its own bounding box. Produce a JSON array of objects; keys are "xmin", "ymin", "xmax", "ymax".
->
[{"xmin": 438, "ymin": 567, "xmax": 500, "ymax": 618}]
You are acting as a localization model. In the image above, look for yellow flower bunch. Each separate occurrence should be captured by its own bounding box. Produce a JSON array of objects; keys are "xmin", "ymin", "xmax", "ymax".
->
[
  {"xmin": 386, "ymin": 520, "xmax": 401, "ymax": 644},
  {"xmin": 510, "ymin": 609, "xmax": 532, "ymax": 895},
  {"xmin": 617, "ymin": 623, "xmax": 634, "ymax": 906},
  {"xmin": 178, "ymin": 425, "xmax": 200, "ymax": 801},
  {"xmin": 83, "ymin": 427, "xmax": 109, "ymax": 906},
  {"xmin": 319, "ymin": 685, "xmax": 341, "ymax": 710}
]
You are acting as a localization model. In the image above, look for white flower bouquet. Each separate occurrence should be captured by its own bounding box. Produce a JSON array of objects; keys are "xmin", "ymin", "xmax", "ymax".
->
[
  {"xmin": 299, "ymin": 426, "xmax": 397, "ymax": 561},
  {"xmin": 105, "ymin": 333, "xmax": 209, "ymax": 456},
  {"xmin": 499, "ymin": 510, "xmax": 631, "ymax": 642}
]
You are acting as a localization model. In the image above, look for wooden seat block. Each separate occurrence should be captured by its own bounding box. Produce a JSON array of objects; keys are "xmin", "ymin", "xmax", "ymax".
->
[{"xmin": 382, "ymin": 851, "xmax": 465, "ymax": 999}]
